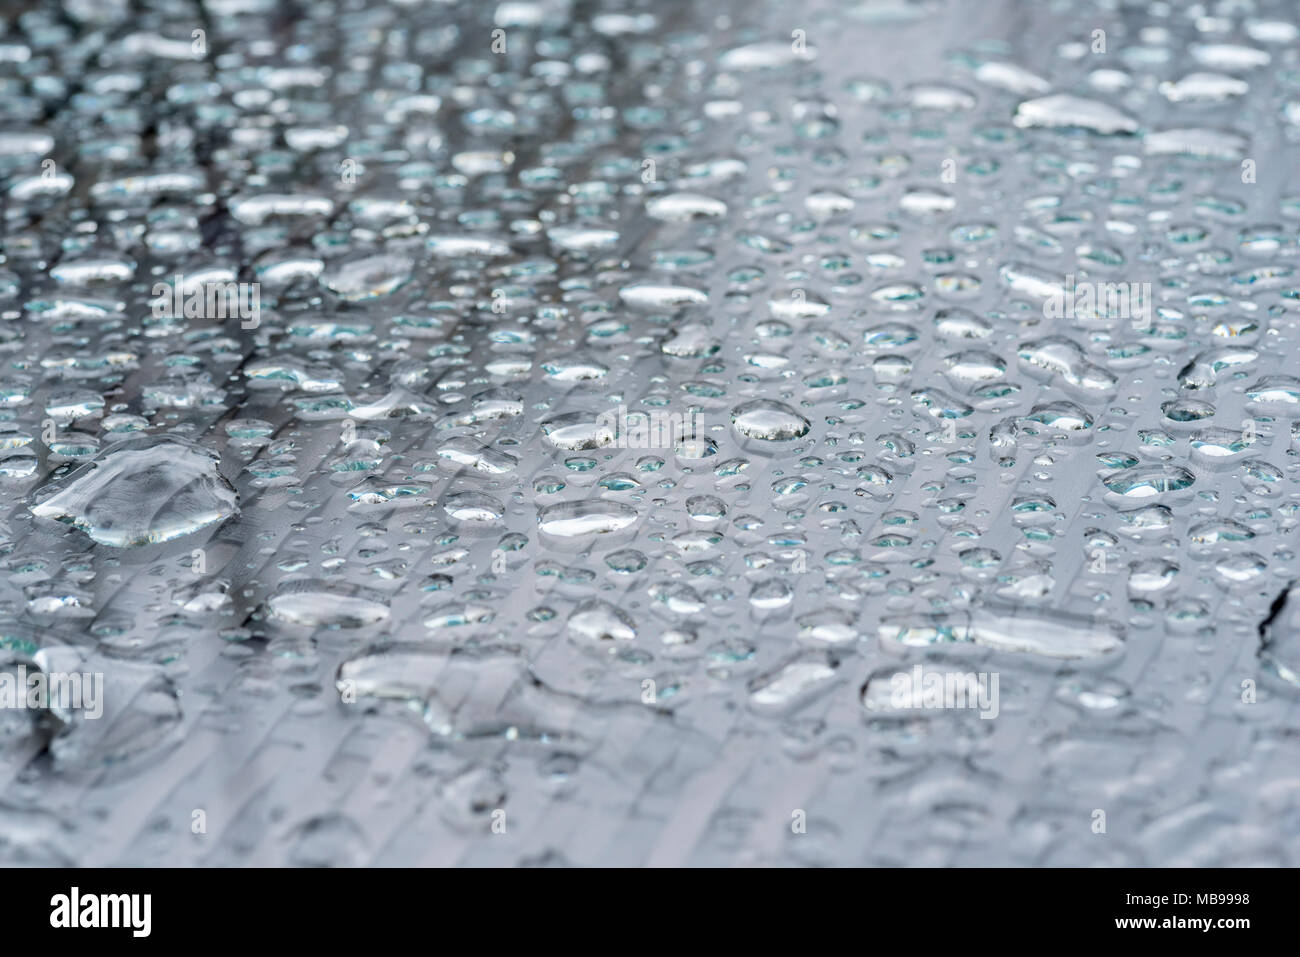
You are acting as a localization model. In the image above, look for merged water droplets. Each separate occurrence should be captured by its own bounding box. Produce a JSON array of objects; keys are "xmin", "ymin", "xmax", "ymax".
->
[
  {"xmin": 321, "ymin": 253, "xmax": 414, "ymax": 301},
  {"xmin": 30, "ymin": 437, "xmax": 237, "ymax": 547},
  {"xmin": 268, "ymin": 579, "xmax": 390, "ymax": 628},
  {"xmin": 1012, "ymin": 94, "xmax": 1138, "ymax": 135},
  {"xmin": 1102, "ymin": 465, "xmax": 1196, "ymax": 501},
  {"xmin": 568, "ymin": 599, "xmax": 636, "ymax": 643},
  {"xmin": 538, "ymin": 500, "xmax": 639, "ymax": 541},
  {"xmin": 879, "ymin": 605, "xmax": 1125, "ymax": 660}
]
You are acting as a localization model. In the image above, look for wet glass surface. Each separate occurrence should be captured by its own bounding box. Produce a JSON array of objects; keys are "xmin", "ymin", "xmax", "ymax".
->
[{"xmin": 2, "ymin": 0, "xmax": 1300, "ymax": 865}]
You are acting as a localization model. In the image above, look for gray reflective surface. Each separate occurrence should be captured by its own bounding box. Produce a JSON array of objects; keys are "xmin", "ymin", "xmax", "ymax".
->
[{"xmin": 2, "ymin": 0, "xmax": 1300, "ymax": 866}]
